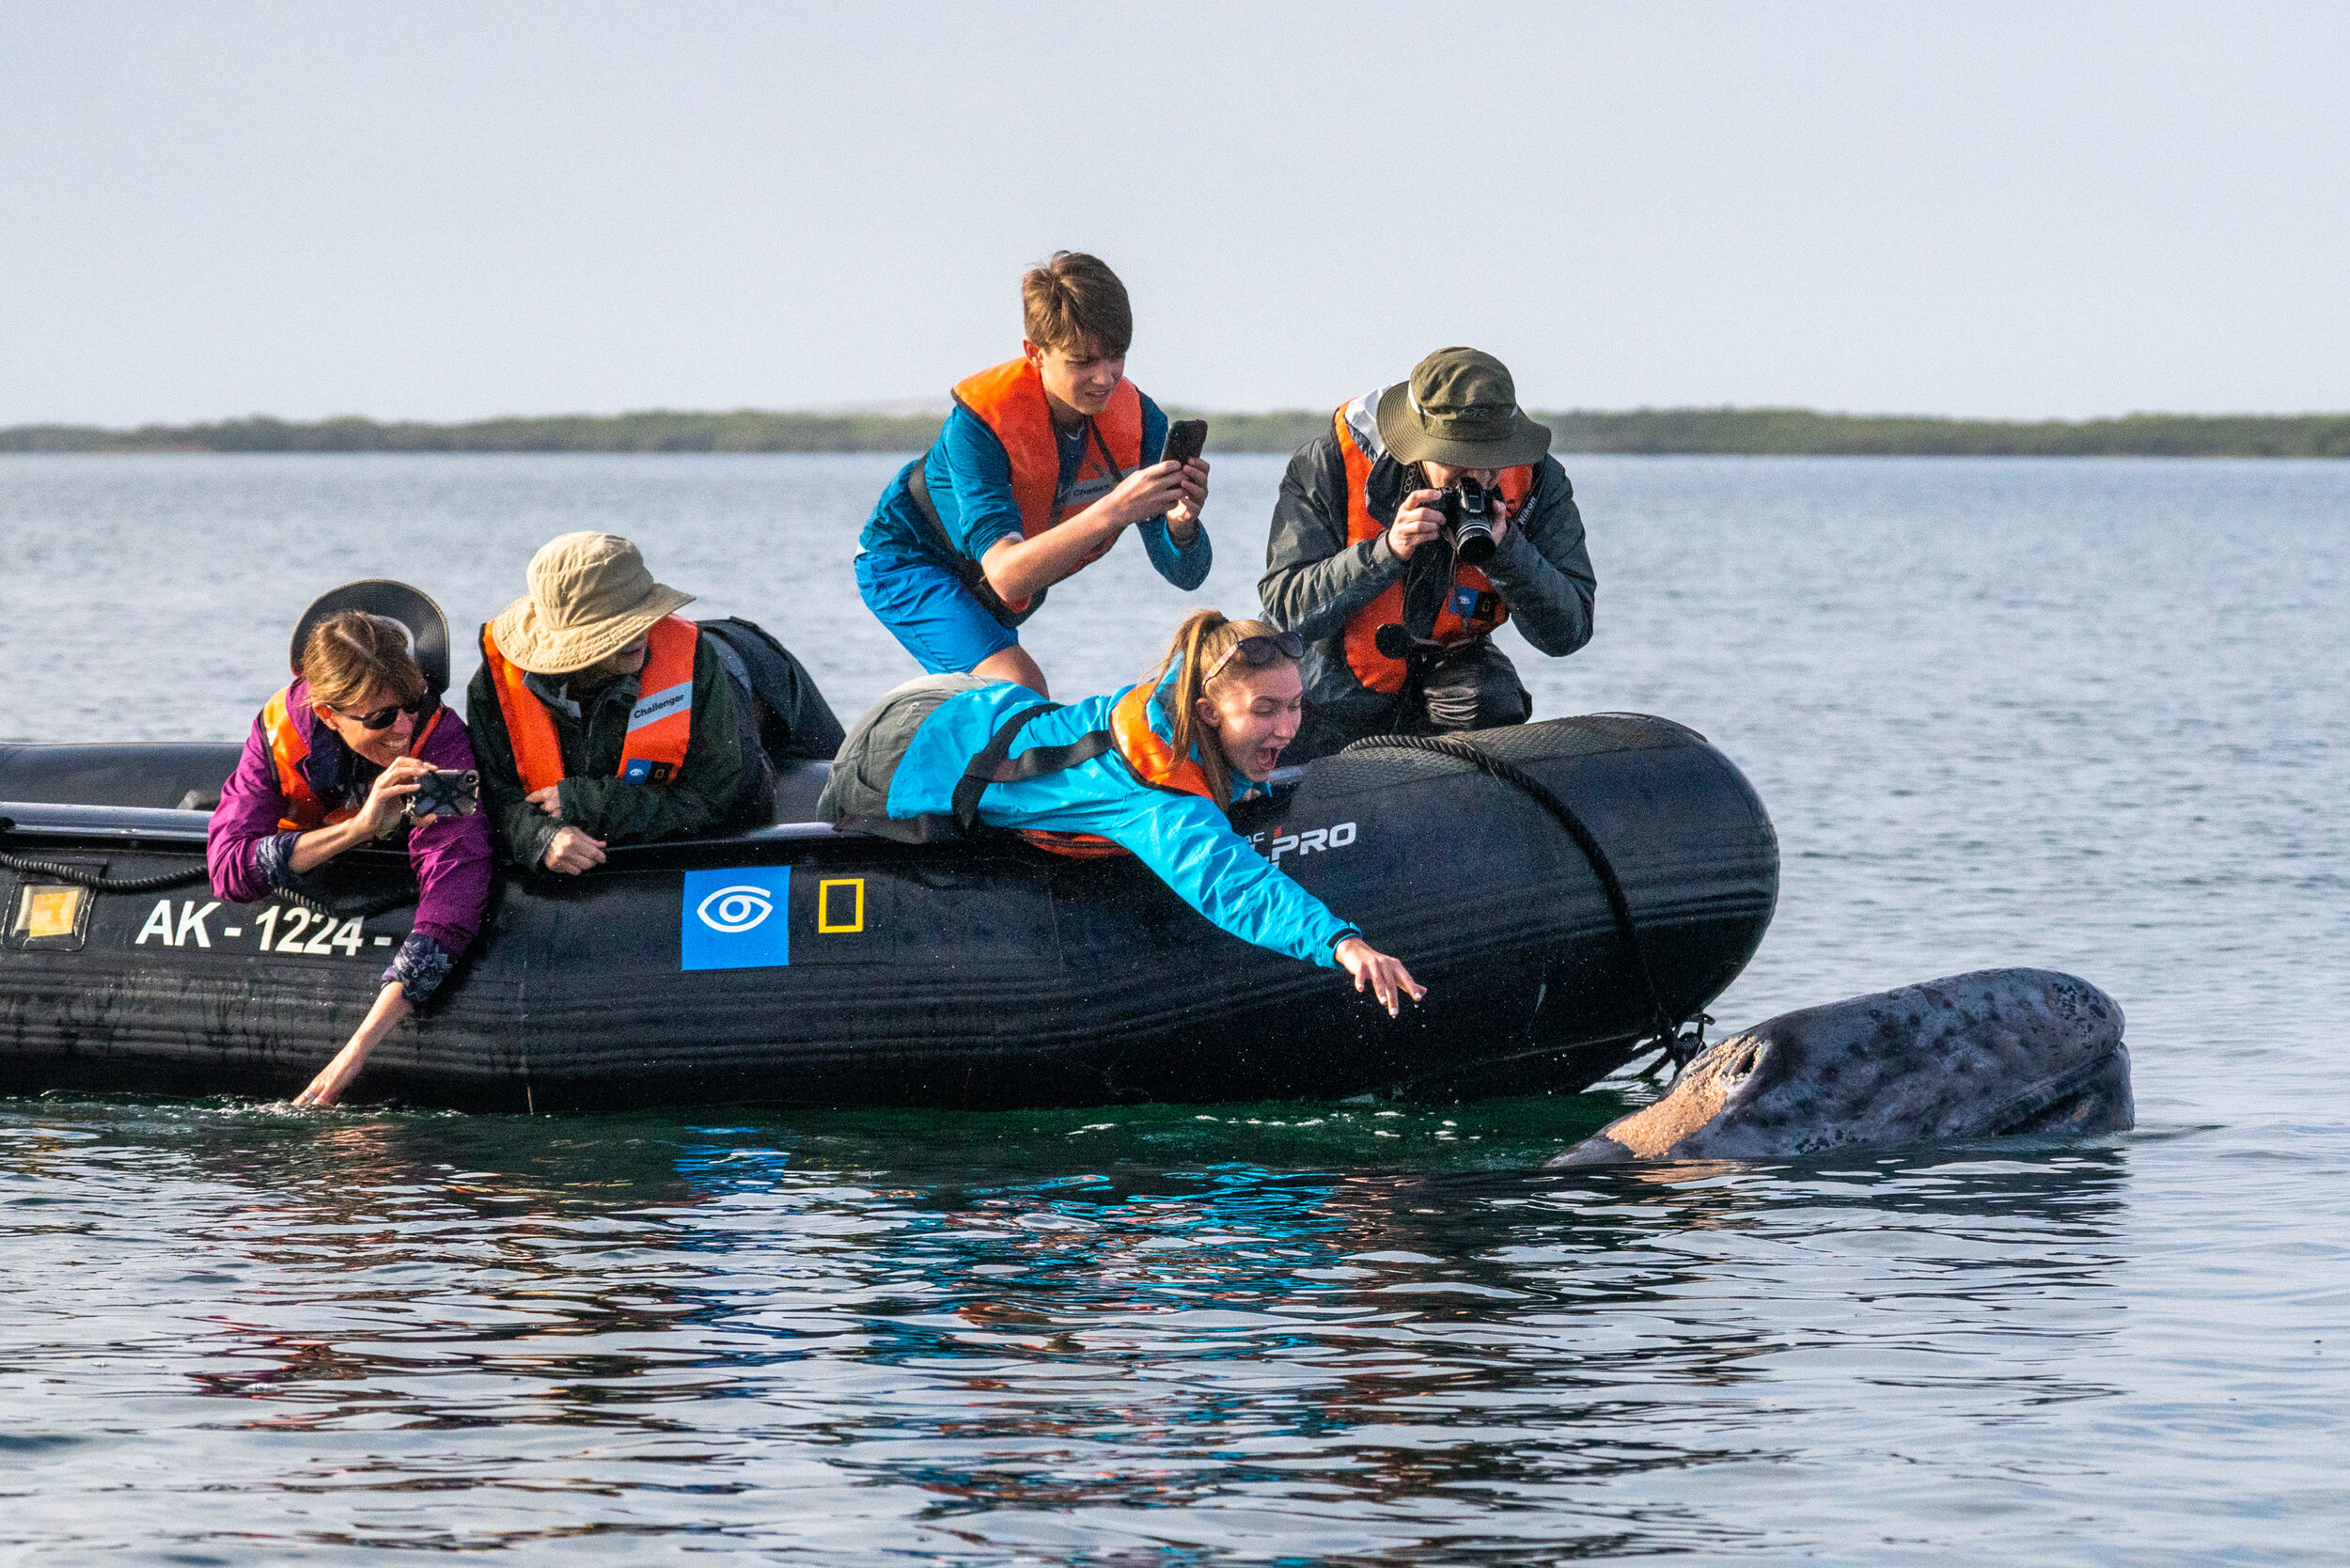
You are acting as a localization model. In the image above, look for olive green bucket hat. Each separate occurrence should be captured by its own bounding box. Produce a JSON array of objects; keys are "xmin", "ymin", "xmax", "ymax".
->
[
  {"xmin": 1374, "ymin": 347, "xmax": 1552, "ymax": 470},
  {"xmin": 489, "ymin": 532, "xmax": 696, "ymax": 676}
]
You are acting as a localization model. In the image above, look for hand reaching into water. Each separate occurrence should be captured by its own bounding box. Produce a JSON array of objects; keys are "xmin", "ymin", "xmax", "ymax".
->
[
  {"xmin": 1334, "ymin": 936, "xmax": 1426, "ymax": 1017},
  {"xmin": 293, "ymin": 982, "xmax": 412, "ymax": 1108}
]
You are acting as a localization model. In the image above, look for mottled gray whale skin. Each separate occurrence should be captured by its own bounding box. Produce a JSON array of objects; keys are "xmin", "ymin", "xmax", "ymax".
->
[{"xmin": 1548, "ymin": 968, "xmax": 2132, "ymax": 1168}]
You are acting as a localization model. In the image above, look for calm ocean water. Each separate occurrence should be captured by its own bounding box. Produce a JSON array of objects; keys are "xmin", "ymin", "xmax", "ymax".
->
[{"xmin": 1, "ymin": 453, "xmax": 2345, "ymax": 1563}]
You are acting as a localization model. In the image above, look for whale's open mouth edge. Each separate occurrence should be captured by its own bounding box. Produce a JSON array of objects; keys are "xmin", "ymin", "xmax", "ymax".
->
[{"xmin": 1987, "ymin": 1044, "xmax": 2134, "ymax": 1137}]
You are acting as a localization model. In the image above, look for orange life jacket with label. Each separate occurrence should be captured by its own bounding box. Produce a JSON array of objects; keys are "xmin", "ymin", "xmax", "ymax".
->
[
  {"xmin": 958, "ymin": 678, "xmax": 1220, "ymax": 860},
  {"xmin": 480, "ymin": 615, "xmax": 698, "ymax": 794},
  {"xmin": 945, "ymin": 357, "xmax": 1148, "ymax": 616},
  {"xmin": 1334, "ymin": 406, "xmax": 1534, "ymax": 696},
  {"xmin": 261, "ymin": 683, "xmax": 445, "ymax": 832}
]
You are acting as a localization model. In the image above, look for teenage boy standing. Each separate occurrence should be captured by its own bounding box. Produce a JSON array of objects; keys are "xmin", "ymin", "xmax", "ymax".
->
[{"xmin": 853, "ymin": 252, "xmax": 1211, "ymax": 697}]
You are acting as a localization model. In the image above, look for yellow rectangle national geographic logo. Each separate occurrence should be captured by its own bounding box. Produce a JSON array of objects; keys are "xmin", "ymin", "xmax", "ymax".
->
[{"xmin": 816, "ymin": 878, "xmax": 865, "ymax": 933}]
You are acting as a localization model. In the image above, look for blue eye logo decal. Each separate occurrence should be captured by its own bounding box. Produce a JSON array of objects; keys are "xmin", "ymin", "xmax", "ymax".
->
[
  {"xmin": 681, "ymin": 869, "xmax": 790, "ymax": 971},
  {"xmin": 697, "ymin": 885, "xmax": 773, "ymax": 933}
]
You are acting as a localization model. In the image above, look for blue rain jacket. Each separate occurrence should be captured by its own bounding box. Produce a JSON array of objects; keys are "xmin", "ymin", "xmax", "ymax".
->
[
  {"xmin": 857, "ymin": 394, "xmax": 1212, "ymax": 587},
  {"xmin": 885, "ymin": 666, "xmax": 1355, "ymax": 967}
]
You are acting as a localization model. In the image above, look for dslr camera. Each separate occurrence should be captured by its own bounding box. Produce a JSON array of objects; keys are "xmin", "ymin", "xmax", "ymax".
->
[{"xmin": 1439, "ymin": 476, "xmax": 1497, "ymax": 566}]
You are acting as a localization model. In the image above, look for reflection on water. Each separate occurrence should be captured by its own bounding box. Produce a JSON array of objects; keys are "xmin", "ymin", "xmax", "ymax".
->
[
  {"xmin": 0, "ymin": 1096, "xmax": 2158, "ymax": 1561},
  {"xmin": 5, "ymin": 454, "xmax": 2349, "ymax": 1561}
]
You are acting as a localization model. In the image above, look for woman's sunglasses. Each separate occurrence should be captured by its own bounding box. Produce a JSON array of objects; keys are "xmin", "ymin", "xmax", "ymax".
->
[
  {"xmin": 1204, "ymin": 630, "xmax": 1306, "ymax": 682},
  {"xmin": 336, "ymin": 694, "xmax": 436, "ymax": 732}
]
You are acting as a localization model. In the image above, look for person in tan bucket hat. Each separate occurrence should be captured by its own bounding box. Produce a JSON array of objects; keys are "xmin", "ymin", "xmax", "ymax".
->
[
  {"xmin": 1258, "ymin": 347, "xmax": 1597, "ymax": 763},
  {"xmin": 467, "ymin": 533, "xmax": 771, "ymax": 874},
  {"xmin": 486, "ymin": 531, "xmax": 698, "ymax": 676}
]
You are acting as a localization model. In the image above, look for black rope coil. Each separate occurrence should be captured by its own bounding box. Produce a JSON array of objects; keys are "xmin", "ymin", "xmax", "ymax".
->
[
  {"xmin": 1338, "ymin": 734, "xmax": 1710, "ymax": 1073},
  {"xmin": 0, "ymin": 818, "xmax": 416, "ymax": 920},
  {"xmin": 0, "ymin": 848, "xmax": 210, "ymax": 895}
]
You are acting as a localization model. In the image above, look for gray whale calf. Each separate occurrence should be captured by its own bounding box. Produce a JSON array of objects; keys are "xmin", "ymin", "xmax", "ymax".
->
[{"xmin": 1548, "ymin": 968, "xmax": 2132, "ymax": 1168}]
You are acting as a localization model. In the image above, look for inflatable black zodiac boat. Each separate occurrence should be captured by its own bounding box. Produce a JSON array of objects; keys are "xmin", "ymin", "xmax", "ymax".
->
[{"xmin": 0, "ymin": 715, "xmax": 1778, "ymax": 1112}]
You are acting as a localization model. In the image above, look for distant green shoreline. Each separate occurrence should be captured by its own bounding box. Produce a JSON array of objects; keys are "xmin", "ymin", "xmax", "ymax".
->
[{"xmin": 5, "ymin": 407, "xmax": 2346, "ymax": 458}]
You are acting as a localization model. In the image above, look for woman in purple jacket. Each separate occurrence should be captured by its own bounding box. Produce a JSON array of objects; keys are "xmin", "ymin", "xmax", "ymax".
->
[{"xmin": 207, "ymin": 609, "xmax": 493, "ymax": 1107}]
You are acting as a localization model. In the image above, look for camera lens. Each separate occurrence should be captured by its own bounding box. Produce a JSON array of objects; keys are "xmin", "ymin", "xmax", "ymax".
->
[{"xmin": 1450, "ymin": 478, "xmax": 1496, "ymax": 566}]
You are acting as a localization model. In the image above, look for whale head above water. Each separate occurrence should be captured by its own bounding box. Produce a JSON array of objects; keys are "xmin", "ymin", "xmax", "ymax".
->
[{"xmin": 1548, "ymin": 967, "xmax": 2133, "ymax": 1168}]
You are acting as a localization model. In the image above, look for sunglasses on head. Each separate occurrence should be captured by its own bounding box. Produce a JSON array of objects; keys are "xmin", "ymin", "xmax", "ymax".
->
[
  {"xmin": 337, "ymin": 693, "xmax": 436, "ymax": 731},
  {"xmin": 1204, "ymin": 630, "xmax": 1305, "ymax": 681}
]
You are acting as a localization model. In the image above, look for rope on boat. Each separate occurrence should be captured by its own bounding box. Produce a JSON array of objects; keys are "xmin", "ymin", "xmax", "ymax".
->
[
  {"xmin": 1337, "ymin": 735, "xmax": 1710, "ymax": 1075},
  {"xmin": 0, "ymin": 817, "xmax": 416, "ymax": 918},
  {"xmin": 0, "ymin": 835, "xmax": 212, "ymax": 895}
]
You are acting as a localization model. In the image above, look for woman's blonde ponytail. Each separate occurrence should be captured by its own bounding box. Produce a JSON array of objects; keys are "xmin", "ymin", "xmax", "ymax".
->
[{"xmin": 1152, "ymin": 607, "xmax": 1294, "ymax": 808}]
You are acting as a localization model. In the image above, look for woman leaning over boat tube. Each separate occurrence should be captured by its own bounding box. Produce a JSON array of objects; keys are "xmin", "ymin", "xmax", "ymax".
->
[
  {"xmin": 207, "ymin": 610, "xmax": 493, "ymax": 1106},
  {"xmin": 818, "ymin": 609, "xmax": 1425, "ymax": 1012}
]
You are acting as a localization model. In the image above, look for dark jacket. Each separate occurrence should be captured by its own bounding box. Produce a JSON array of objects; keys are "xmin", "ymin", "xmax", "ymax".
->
[
  {"xmin": 467, "ymin": 635, "xmax": 764, "ymax": 871},
  {"xmin": 1258, "ymin": 407, "xmax": 1598, "ymax": 740},
  {"xmin": 697, "ymin": 617, "xmax": 848, "ymax": 764}
]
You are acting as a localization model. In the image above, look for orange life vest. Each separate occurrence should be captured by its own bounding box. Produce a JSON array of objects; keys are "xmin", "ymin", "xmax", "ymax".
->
[
  {"xmin": 948, "ymin": 357, "xmax": 1148, "ymax": 615},
  {"xmin": 1335, "ymin": 405, "xmax": 1534, "ymax": 696},
  {"xmin": 480, "ymin": 615, "xmax": 698, "ymax": 794},
  {"xmin": 966, "ymin": 678, "xmax": 1220, "ymax": 860},
  {"xmin": 1105, "ymin": 678, "xmax": 1216, "ymax": 801},
  {"xmin": 260, "ymin": 683, "xmax": 445, "ymax": 832}
]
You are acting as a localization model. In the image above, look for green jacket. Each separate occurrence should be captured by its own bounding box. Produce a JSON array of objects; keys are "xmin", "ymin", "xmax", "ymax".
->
[{"xmin": 467, "ymin": 636, "xmax": 765, "ymax": 872}]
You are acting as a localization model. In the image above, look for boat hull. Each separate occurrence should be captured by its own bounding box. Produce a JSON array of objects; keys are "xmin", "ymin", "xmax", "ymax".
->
[{"xmin": 0, "ymin": 715, "xmax": 1778, "ymax": 1110}]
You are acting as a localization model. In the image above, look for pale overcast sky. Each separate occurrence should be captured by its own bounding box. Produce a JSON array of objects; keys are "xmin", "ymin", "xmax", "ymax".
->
[{"xmin": 5, "ymin": 1, "xmax": 2344, "ymax": 425}]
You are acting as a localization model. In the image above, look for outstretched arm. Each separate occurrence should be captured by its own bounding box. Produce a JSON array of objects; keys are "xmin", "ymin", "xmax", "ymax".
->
[
  {"xmin": 294, "ymin": 982, "xmax": 411, "ymax": 1107},
  {"xmin": 1080, "ymin": 793, "xmax": 1423, "ymax": 1012}
]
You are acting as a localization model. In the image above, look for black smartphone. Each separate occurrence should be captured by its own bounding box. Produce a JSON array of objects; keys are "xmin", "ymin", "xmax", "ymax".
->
[
  {"xmin": 407, "ymin": 768, "xmax": 479, "ymax": 820},
  {"xmin": 1162, "ymin": 419, "xmax": 1208, "ymax": 467}
]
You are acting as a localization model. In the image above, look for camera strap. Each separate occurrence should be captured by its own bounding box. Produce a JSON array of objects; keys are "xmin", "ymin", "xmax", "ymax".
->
[{"xmin": 906, "ymin": 460, "xmax": 1031, "ymax": 629}]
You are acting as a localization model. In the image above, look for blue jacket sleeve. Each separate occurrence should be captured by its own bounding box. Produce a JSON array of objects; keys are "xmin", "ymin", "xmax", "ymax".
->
[
  {"xmin": 1133, "ymin": 394, "xmax": 1212, "ymax": 589},
  {"xmin": 932, "ymin": 406, "xmax": 1024, "ymax": 559},
  {"xmin": 992, "ymin": 781, "xmax": 1355, "ymax": 965}
]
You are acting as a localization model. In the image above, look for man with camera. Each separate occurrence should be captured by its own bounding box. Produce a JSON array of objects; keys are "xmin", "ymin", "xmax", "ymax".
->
[{"xmin": 1258, "ymin": 347, "xmax": 1597, "ymax": 762}]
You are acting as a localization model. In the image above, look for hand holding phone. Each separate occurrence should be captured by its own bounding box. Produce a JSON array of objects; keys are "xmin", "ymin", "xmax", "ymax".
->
[
  {"xmin": 1162, "ymin": 419, "xmax": 1208, "ymax": 468},
  {"xmin": 1160, "ymin": 420, "xmax": 1210, "ymax": 534},
  {"xmin": 406, "ymin": 769, "xmax": 479, "ymax": 821}
]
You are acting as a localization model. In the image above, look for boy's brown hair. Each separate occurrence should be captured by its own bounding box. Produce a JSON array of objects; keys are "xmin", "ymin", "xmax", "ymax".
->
[
  {"xmin": 301, "ymin": 610, "xmax": 428, "ymax": 711},
  {"xmin": 1021, "ymin": 251, "xmax": 1133, "ymax": 357}
]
